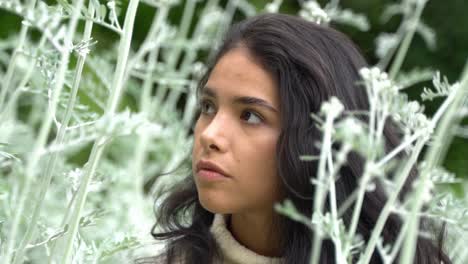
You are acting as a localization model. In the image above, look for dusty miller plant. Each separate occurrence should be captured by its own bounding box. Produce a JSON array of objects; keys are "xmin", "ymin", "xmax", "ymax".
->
[
  {"xmin": 0, "ymin": 0, "xmax": 466, "ymax": 263},
  {"xmin": 0, "ymin": 0, "xmax": 253, "ymax": 262},
  {"xmin": 274, "ymin": 1, "xmax": 468, "ymax": 264}
]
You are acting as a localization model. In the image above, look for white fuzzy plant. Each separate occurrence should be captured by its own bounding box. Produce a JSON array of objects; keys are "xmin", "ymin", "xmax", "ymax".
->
[
  {"xmin": 274, "ymin": 1, "xmax": 468, "ymax": 264},
  {"xmin": 0, "ymin": 0, "xmax": 466, "ymax": 264},
  {"xmin": 0, "ymin": 0, "xmax": 254, "ymax": 263}
]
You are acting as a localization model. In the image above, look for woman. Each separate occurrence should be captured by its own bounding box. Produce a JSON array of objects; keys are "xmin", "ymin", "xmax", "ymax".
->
[{"xmin": 144, "ymin": 13, "xmax": 450, "ymax": 264}]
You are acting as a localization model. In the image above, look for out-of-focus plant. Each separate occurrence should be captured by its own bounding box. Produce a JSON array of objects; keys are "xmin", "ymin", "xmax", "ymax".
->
[
  {"xmin": 274, "ymin": 1, "xmax": 468, "ymax": 264},
  {"xmin": 0, "ymin": 0, "xmax": 256, "ymax": 263},
  {"xmin": 0, "ymin": 0, "xmax": 466, "ymax": 264}
]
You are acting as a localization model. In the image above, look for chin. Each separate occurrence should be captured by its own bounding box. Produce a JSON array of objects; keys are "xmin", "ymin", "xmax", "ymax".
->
[{"xmin": 198, "ymin": 192, "xmax": 234, "ymax": 215}]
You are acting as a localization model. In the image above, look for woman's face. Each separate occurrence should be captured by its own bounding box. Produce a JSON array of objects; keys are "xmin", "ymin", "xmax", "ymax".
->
[{"xmin": 192, "ymin": 47, "xmax": 283, "ymax": 215}]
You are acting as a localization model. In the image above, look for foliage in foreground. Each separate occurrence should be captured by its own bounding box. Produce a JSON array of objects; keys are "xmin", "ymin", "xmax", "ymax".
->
[{"xmin": 0, "ymin": 0, "xmax": 467, "ymax": 263}]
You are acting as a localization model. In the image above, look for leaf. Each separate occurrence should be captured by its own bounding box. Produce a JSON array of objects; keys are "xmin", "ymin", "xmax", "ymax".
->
[
  {"xmin": 274, "ymin": 199, "xmax": 312, "ymax": 228},
  {"xmin": 381, "ymin": 3, "xmax": 405, "ymax": 22},
  {"xmin": 0, "ymin": 150, "xmax": 21, "ymax": 163},
  {"xmin": 421, "ymin": 72, "xmax": 457, "ymax": 101},
  {"xmin": 328, "ymin": 8, "xmax": 370, "ymax": 31},
  {"xmin": 90, "ymin": 0, "xmax": 101, "ymax": 16},
  {"xmin": 299, "ymin": 155, "xmax": 320, "ymax": 161},
  {"xmin": 98, "ymin": 4, "xmax": 107, "ymax": 21},
  {"xmin": 56, "ymin": 0, "xmax": 74, "ymax": 15},
  {"xmin": 416, "ymin": 20, "xmax": 436, "ymax": 50},
  {"xmin": 99, "ymin": 235, "xmax": 141, "ymax": 260},
  {"xmin": 396, "ymin": 68, "xmax": 434, "ymax": 90},
  {"xmin": 375, "ymin": 33, "xmax": 400, "ymax": 59}
]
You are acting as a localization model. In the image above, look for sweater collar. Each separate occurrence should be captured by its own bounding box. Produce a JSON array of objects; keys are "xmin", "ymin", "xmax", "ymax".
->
[{"xmin": 209, "ymin": 214, "xmax": 283, "ymax": 264}]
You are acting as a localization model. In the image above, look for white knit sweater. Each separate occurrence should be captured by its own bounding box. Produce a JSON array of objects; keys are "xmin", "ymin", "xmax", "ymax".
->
[
  {"xmin": 210, "ymin": 214, "xmax": 283, "ymax": 264},
  {"xmin": 152, "ymin": 214, "xmax": 283, "ymax": 264}
]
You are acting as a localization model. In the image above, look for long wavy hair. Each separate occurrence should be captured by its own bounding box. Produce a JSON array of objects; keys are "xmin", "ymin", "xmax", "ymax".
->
[{"xmin": 140, "ymin": 13, "xmax": 450, "ymax": 264}]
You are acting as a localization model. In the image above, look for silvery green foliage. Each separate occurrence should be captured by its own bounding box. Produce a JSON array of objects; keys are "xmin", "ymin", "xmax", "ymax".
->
[
  {"xmin": 334, "ymin": 117, "xmax": 372, "ymax": 158},
  {"xmin": 275, "ymin": 55, "xmax": 467, "ymax": 264},
  {"xmin": 0, "ymin": 0, "xmax": 68, "ymax": 51},
  {"xmin": 299, "ymin": 1, "xmax": 331, "ymax": 25},
  {"xmin": 0, "ymin": 0, "xmax": 467, "ymax": 264},
  {"xmin": 381, "ymin": 0, "xmax": 435, "ymax": 47},
  {"xmin": 421, "ymin": 71, "xmax": 460, "ymax": 101},
  {"xmin": 375, "ymin": 33, "xmax": 400, "ymax": 60},
  {"xmin": 395, "ymin": 68, "xmax": 434, "ymax": 90},
  {"xmin": 376, "ymin": 0, "xmax": 436, "ymax": 65},
  {"xmin": 264, "ymin": 0, "xmax": 282, "ymax": 13},
  {"xmin": 325, "ymin": 6, "xmax": 370, "ymax": 31},
  {"xmin": 0, "ymin": 0, "xmax": 254, "ymax": 263},
  {"xmin": 298, "ymin": 0, "xmax": 370, "ymax": 31},
  {"xmin": 276, "ymin": 64, "xmax": 468, "ymax": 263}
]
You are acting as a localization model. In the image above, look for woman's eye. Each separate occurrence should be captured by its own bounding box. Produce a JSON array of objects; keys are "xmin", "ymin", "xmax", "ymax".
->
[
  {"xmin": 199, "ymin": 99, "xmax": 215, "ymax": 115},
  {"xmin": 240, "ymin": 111, "xmax": 263, "ymax": 125}
]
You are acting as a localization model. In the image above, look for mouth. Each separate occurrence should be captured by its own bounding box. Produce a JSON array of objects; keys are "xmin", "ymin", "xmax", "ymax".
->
[{"xmin": 196, "ymin": 160, "xmax": 231, "ymax": 178}]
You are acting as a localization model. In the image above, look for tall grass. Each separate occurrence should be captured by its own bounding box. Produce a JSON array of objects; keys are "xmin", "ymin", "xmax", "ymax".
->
[{"xmin": 0, "ymin": 0, "xmax": 467, "ymax": 263}]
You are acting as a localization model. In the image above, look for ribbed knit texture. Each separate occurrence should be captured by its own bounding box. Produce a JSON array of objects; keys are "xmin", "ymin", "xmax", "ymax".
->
[{"xmin": 210, "ymin": 214, "xmax": 283, "ymax": 264}]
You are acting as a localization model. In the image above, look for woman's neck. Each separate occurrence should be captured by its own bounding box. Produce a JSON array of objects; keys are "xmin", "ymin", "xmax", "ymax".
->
[{"xmin": 227, "ymin": 212, "xmax": 282, "ymax": 257}]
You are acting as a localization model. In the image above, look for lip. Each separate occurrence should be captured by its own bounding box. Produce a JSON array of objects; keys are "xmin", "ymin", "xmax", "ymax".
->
[{"xmin": 196, "ymin": 160, "xmax": 231, "ymax": 179}]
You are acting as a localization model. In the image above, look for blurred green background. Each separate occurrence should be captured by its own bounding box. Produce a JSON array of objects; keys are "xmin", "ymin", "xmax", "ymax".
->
[{"xmin": 1, "ymin": 0, "xmax": 467, "ymax": 181}]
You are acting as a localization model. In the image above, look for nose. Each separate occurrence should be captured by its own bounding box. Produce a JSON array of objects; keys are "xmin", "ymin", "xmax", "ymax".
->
[{"xmin": 199, "ymin": 112, "xmax": 229, "ymax": 153}]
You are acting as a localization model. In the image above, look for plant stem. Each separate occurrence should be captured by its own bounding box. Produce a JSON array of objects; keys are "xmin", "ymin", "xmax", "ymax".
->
[
  {"xmin": 47, "ymin": 188, "xmax": 77, "ymax": 264},
  {"xmin": 0, "ymin": 0, "xmax": 37, "ymax": 111},
  {"xmin": 344, "ymin": 74, "xmax": 382, "ymax": 248},
  {"xmin": 388, "ymin": 0, "xmax": 427, "ymax": 80},
  {"xmin": 399, "ymin": 65, "xmax": 468, "ymax": 264},
  {"xmin": 311, "ymin": 113, "xmax": 335, "ymax": 264},
  {"xmin": 169, "ymin": 0, "xmax": 197, "ymax": 68},
  {"xmin": 205, "ymin": 0, "xmax": 238, "ymax": 64},
  {"xmin": 0, "ymin": 34, "xmax": 46, "ymax": 121},
  {"xmin": 61, "ymin": 138, "xmax": 105, "ymax": 263},
  {"xmin": 0, "ymin": 25, "xmax": 27, "ymax": 111},
  {"xmin": 105, "ymin": 2, "xmax": 140, "ymax": 115},
  {"xmin": 11, "ymin": 3, "xmax": 96, "ymax": 263},
  {"xmin": 327, "ymin": 144, "xmax": 351, "ymax": 262},
  {"xmin": 125, "ymin": 3, "xmax": 169, "ymax": 82},
  {"xmin": 386, "ymin": 219, "xmax": 408, "ymax": 263},
  {"xmin": 129, "ymin": 4, "xmax": 168, "ymax": 226},
  {"xmin": 368, "ymin": 90, "xmax": 377, "ymax": 154},
  {"xmin": 376, "ymin": 129, "xmax": 426, "ymax": 168},
  {"xmin": 338, "ymin": 188, "xmax": 359, "ymax": 217},
  {"xmin": 3, "ymin": 0, "xmax": 84, "ymax": 261},
  {"xmin": 166, "ymin": 0, "xmax": 220, "ymax": 110},
  {"xmin": 360, "ymin": 138, "xmax": 426, "ymax": 264},
  {"xmin": 154, "ymin": 0, "xmax": 197, "ymax": 109},
  {"xmin": 346, "ymin": 164, "xmax": 372, "ymax": 246},
  {"xmin": 60, "ymin": 0, "xmax": 140, "ymax": 262},
  {"xmin": 377, "ymin": 21, "xmax": 406, "ymax": 71}
]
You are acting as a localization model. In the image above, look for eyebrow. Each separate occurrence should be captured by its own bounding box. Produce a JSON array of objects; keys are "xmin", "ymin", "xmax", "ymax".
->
[{"xmin": 201, "ymin": 86, "xmax": 279, "ymax": 113}]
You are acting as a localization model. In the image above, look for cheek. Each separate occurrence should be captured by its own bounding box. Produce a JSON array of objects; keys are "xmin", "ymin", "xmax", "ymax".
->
[
  {"xmin": 237, "ymin": 134, "xmax": 281, "ymax": 200},
  {"xmin": 192, "ymin": 120, "xmax": 203, "ymax": 153},
  {"xmin": 246, "ymin": 133, "xmax": 278, "ymax": 167},
  {"xmin": 191, "ymin": 121, "xmax": 203, "ymax": 172}
]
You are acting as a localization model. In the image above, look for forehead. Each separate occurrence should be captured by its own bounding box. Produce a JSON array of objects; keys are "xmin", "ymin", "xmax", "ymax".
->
[{"xmin": 204, "ymin": 47, "xmax": 279, "ymax": 107}]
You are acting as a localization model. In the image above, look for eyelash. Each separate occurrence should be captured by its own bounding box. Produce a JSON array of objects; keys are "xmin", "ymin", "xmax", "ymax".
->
[{"xmin": 197, "ymin": 99, "xmax": 264, "ymax": 125}]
